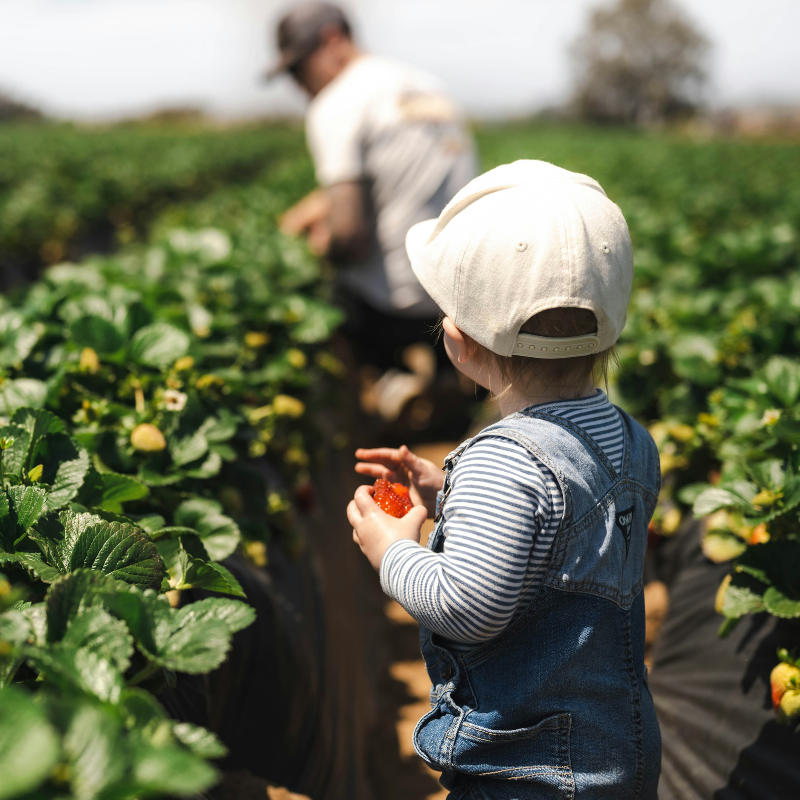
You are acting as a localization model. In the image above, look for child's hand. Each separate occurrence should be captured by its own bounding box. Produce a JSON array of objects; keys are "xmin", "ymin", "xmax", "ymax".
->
[
  {"xmin": 354, "ymin": 445, "xmax": 443, "ymax": 519},
  {"xmin": 347, "ymin": 485, "xmax": 428, "ymax": 571}
]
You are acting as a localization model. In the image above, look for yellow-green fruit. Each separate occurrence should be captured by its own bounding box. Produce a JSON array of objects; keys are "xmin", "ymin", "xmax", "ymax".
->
[
  {"xmin": 131, "ymin": 423, "xmax": 167, "ymax": 452},
  {"xmin": 714, "ymin": 574, "xmax": 732, "ymax": 615},
  {"xmin": 244, "ymin": 331, "xmax": 270, "ymax": 348},
  {"xmin": 79, "ymin": 347, "xmax": 100, "ymax": 374},
  {"xmin": 778, "ymin": 690, "xmax": 800, "ymax": 724},
  {"xmin": 273, "ymin": 394, "xmax": 305, "ymax": 418},
  {"xmin": 287, "ymin": 348, "xmax": 307, "ymax": 369}
]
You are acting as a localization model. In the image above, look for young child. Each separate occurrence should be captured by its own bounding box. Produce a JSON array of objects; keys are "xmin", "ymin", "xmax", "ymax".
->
[{"xmin": 347, "ymin": 160, "xmax": 661, "ymax": 800}]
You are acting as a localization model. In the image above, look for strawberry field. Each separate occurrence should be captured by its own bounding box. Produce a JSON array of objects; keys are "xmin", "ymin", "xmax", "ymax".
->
[{"xmin": 1, "ymin": 121, "xmax": 799, "ymax": 798}]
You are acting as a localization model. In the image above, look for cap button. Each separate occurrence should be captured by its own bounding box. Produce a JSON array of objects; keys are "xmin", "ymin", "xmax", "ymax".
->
[{"xmin": 515, "ymin": 241, "xmax": 528, "ymax": 252}]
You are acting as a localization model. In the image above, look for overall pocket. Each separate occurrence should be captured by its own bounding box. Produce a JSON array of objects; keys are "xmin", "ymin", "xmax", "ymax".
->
[{"xmin": 451, "ymin": 712, "xmax": 574, "ymax": 795}]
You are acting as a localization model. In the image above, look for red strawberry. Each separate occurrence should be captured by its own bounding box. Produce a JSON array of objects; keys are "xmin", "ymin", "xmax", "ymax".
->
[{"xmin": 373, "ymin": 479, "xmax": 414, "ymax": 518}]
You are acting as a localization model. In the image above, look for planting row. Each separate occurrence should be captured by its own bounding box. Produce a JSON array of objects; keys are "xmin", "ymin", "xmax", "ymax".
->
[{"xmin": 0, "ymin": 151, "xmax": 344, "ymax": 798}]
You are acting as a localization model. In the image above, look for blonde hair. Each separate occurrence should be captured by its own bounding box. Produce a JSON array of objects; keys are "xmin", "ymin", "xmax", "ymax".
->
[{"xmin": 441, "ymin": 308, "xmax": 617, "ymax": 400}]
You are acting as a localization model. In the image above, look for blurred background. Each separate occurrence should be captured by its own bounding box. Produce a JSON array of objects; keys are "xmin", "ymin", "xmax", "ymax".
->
[
  {"xmin": 2, "ymin": 3, "xmax": 800, "ymax": 800},
  {"xmin": 2, "ymin": 0, "xmax": 799, "ymax": 127}
]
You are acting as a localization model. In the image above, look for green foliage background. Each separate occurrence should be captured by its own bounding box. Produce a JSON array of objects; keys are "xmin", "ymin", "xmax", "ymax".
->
[{"xmin": 1, "ymin": 119, "xmax": 799, "ymax": 796}]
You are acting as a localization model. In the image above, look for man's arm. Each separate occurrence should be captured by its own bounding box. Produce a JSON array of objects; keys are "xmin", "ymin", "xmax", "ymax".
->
[{"xmin": 279, "ymin": 181, "xmax": 372, "ymax": 262}]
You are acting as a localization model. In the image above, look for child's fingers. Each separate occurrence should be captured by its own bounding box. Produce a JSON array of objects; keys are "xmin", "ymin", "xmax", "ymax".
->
[
  {"xmin": 354, "ymin": 462, "xmax": 399, "ymax": 481},
  {"xmin": 398, "ymin": 445, "xmax": 433, "ymax": 477},
  {"xmin": 353, "ymin": 484, "xmax": 379, "ymax": 515},
  {"xmin": 354, "ymin": 448, "xmax": 403, "ymax": 469},
  {"xmin": 346, "ymin": 499, "xmax": 363, "ymax": 528}
]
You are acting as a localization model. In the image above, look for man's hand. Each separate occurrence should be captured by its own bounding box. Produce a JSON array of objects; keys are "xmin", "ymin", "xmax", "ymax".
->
[
  {"xmin": 279, "ymin": 183, "xmax": 372, "ymax": 261},
  {"xmin": 354, "ymin": 445, "xmax": 443, "ymax": 519},
  {"xmin": 347, "ymin": 484, "xmax": 428, "ymax": 571},
  {"xmin": 279, "ymin": 189, "xmax": 330, "ymax": 237}
]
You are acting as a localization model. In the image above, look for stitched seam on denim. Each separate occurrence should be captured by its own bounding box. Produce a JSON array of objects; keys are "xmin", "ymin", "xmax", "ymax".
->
[
  {"xmin": 625, "ymin": 607, "xmax": 645, "ymax": 800},
  {"xmin": 460, "ymin": 718, "xmax": 562, "ymax": 735},
  {"xmin": 475, "ymin": 765, "xmax": 573, "ymax": 776},
  {"xmin": 521, "ymin": 410, "xmax": 620, "ymax": 481}
]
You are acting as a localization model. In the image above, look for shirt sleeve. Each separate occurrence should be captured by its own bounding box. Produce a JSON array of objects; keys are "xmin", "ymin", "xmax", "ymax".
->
[
  {"xmin": 306, "ymin": 96, "xmax": 365, "ymax": 186},
  {"xmin": 379, "ymin": 437, "xmax": 555, "ymax": 644}
]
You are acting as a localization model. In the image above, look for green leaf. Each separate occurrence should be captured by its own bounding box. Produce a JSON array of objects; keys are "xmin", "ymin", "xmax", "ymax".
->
[
  {"xmin": 168, "ymin": 429, "xmax": 208, "ymax": 468},
  {"xmin": 172, "ymin": 722, "xmax": 227, "ymax": 759},
  {"xmin": 62, "ymin": 699, "xmax": 127, "ymax": 800},
  {"xmin": 173, "ymin": 498, "xmax": 240, "ymax": 561},
  {"xmin": 12, "ymin": 407, "xmax": 65, "ymax": 442},
  {"xmin": 0, "ymin": 686, "xmax": 60, "ymax": 800},
  {"xmin": 61, "ymin": 607, "xmax": 134, "ymax": 674},
  {"xmin": 693, "ymin": 482, "xmax": 758, "ymax": 516},
  {"xmin": 131, "ymin": 741, "xmax": 218, "ymax": 796},
  {"xmin": 8, "ymin": 485, "xmax": 48, "ymax": 533},
  {"xmin": 0, "ymin": 425, "xmax": 31, "ymax": 481},
  {"xmin": 45, "ymin": 569, "xmax": 116, "ymax": 643},
  {"xmin": 15, "ymin": 552, "xmax": 62, "ymax": 584},
  {"xmin": 186, "ymin": 596, "xmax": 255, "ymax": 636},
  {"xmin": 37, "ymin": 434, "xmax": 90, "ymax": 512},
  {"xmin": 37, "ymin": 511, "xmax": 164, "ymax": 590},
  {"xmin": 70, "ymin": 315, "xmax": 124, "ymax": 354},
  {"xmin": 764, "ymin": 356, "xmax": 800, "ymax": 407},
  {"xmin": 763, "ymin": 586, "xmax": 800, "ymax": 619},
  {"xmin": 0, "ymin": 610, "xmax": 32, "ymax": 687},
  {"xmin": 78, "ymin": 469, "xmax": 149, "ymax": 514},
  {"xmin": 721, "ymin": 573, "xmax": 766, "ymax": 619},
  {"xmin": 67, "ymin": 519, "xmax": 164, "ymax": 590},
  {"xmin": 0, "ymin": 379, "xmax": 47, "ymax": 415},
  {"xmin": 130, "ymin": 323, "xmax": 190, "ymax": 368},
  {"xmin": 183, "ymin": 449, "xmax": 222, "ymax": 479},
  {"xmin": 156, "ymin": 536, "xmax": 245, "ymax": 598}
]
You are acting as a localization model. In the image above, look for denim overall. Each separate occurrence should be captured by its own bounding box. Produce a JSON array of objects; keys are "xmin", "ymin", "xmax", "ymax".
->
[{"xmin": 414, "ymin": 408, "xmax": 662, "ymax": 800}]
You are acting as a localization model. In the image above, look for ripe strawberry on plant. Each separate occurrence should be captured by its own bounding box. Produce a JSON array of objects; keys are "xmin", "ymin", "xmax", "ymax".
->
[
  {"xmin": 771, "ymin": 662, "xmax": 800, "ymax": 711},
  {"xmin": 778, "ymin": 690, "xmax": 800, "ymax": 724},
  {"xmin": 373, "ymin": 479, "xmax": 414, "ymax": 518}
]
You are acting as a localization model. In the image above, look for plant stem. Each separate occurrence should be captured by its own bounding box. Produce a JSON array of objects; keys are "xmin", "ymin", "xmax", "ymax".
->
[{"xmin": 127, "ymin": 662, "xmax": 161, "ymax": 687}]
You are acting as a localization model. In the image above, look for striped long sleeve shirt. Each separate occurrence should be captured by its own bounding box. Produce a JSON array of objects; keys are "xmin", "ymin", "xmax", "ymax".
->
[{"xmin": 379, "ymin": 390, "xmax": 624, "ymax": 649}]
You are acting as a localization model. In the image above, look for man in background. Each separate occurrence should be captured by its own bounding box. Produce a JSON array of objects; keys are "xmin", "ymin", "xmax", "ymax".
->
[{"xmin": 265, "ymin": 2, "xmax": 476, "ymax": 424}]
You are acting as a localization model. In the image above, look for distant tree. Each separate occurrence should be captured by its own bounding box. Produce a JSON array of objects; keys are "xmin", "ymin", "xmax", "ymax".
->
[
  {"xmin": 0, "ymin": 92, "xmax": 44, "ymax": 123},
  {"xmin": 570, "ymin": 0, "xmax": 710, "ymax": 125}
]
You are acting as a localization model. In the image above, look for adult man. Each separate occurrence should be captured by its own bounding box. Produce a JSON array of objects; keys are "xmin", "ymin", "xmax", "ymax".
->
[{"xmin": 266, "ymin": 2, "xmax": 476, "ymax": 421}]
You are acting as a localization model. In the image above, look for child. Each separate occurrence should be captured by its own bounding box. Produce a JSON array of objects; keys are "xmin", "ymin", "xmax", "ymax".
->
[{"xmin": 347, "ymin": 160, "xmax": 661, "ymax": 799}]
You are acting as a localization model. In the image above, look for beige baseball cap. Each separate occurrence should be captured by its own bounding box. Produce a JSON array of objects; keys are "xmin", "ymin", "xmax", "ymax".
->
[{"xmin": 406, "ymin": 160, "xmax": 633, "ymax": 359}]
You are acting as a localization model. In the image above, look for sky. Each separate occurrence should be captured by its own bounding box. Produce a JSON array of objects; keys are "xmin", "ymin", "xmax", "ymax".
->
[{"xmin": 1, "ymin": 0, "xmax": 799, "ymax": 121}]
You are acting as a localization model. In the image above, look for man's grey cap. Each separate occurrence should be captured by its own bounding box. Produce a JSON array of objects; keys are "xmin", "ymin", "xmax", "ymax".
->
[{"xmin": 263, "ymin": 2, "xmax": 350, "ymax": 81}]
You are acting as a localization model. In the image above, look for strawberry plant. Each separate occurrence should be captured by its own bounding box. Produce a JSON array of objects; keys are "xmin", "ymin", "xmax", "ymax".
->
[{"xmin": 0, "ymin": 406, "xmax": 255, "ymax": 799}]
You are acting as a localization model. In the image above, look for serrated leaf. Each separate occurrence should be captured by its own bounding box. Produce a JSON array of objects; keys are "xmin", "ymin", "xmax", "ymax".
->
[
  {"xmin": 11, "ymin": 407, "xmax": 65, "ymax": 443},
  {"xmin": 15, "ymin": 552, "xmax": 62, "ymax": 584},
  {"xmin": 0, "ymin": 686, "xmax": 60, "ymax": 800},
  {"xmin": 721, "ymin": 573, "xmax": 766, "ymax": 619},
  {"xmin": 66, "ymin": 520, "xmax": 165, "ymax": 590},
  {"xmin": 0, "ymin": 425, "xmax": 31, "ymax": 481},
  {"xmin": 186, "ymin": 597, "xmax": 255, "ymax": 635},
  {"xmin": 8, "ymin": 485, "xmax": 48, "ymax": 534},
  {"xmin": 25, "ymin": 644, "xmax": 125, "ymax": 703},
  {"xmin": 130, "ymin": 323, "xmax": 190, "ymax": 368},
  {"xmin": 46, "ymin": 569, "xmax": 117, "ymax": 643},
  {"xmin": 173, "ymin": 498, "xmax": 240, "ymax": 561},
  {"xmin": 0, "ymin": 379, "xmax": 47, "ymax": 415},
  {"xmin": 764, "ymin": 356, "xmax": 800, "ymax": 407},
  {"xmin": 78, "ymin": 469, "xmax": 149, "ymax": 514},
  {"xmin": 183, "ymin": 449, "xmax": 222, "ymax": 479},
  {"xmin": 131, "ymin": 741, "xmax": 218, "ymax": 796},
  {"xmin": 763, "ymin": 586, "xmax": 800, "ymax": 618},
  {"xmin": 172, "ymin": 722, "xmax": 227, "ymax": 759},
  {"xmin": 61, "ymin": 607, "xmax": 134, "ymax": 673},
  {"xmin": 37, "ymin": 434, "xmax": 90, "ymax": 511},
  {"xmin": 0, "ymin": 610, "xmax": 32, "ymax": 687},
  {"xmin": 168, "ymin": 429, "xmax": 208, "ymax": 467},
  {"xmin": 62, "ymin": 700, "xmax": 127, "ymax": 799},
  {"xmin": 156, "ymin": 536, "xmax": 245, "ymax": 598},
  {"xmin": 70, "ymin": 315, "xmax": 124, "ymax": 354}
]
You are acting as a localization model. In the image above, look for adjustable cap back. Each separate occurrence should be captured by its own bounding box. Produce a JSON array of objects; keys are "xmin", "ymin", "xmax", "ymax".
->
[{"xmin": 405, "ymin": 160, "xmax": 634, "ymax": 359}]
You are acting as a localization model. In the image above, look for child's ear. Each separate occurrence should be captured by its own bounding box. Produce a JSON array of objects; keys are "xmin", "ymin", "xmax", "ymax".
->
[{"xmin": 442, "ymin": 317, "xmax": 475, "ymax": 364}]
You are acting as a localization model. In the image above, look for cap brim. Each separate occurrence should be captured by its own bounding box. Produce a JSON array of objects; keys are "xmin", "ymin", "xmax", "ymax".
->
[{"xmin": 405, "ymin": 218, "xmax": 437, "ymax": 280}]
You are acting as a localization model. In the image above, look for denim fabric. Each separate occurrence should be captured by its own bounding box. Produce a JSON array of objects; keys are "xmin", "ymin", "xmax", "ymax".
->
[{"xmin": 413, "ymin": 408, "xmax": 662, "ymax": 799}]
